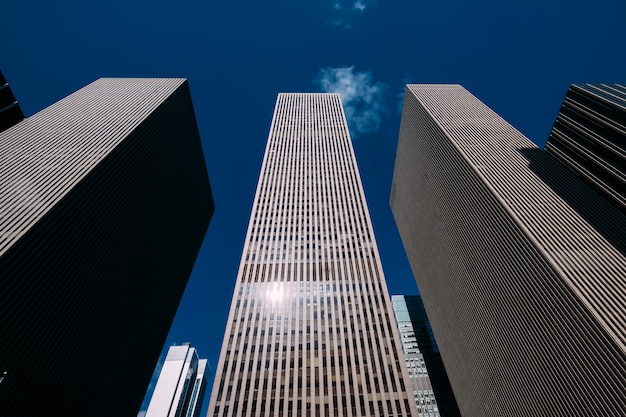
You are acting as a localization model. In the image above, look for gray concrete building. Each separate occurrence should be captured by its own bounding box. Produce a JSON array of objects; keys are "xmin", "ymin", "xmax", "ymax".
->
[
  {"xmin": 545, "ymin": 83, "xmax": 626, "ymax": 213},
  {"xmin": 390, "ymin": 84, "xmax": 626, "ymax": 416},
  {"xmin": 207, "ymin": 93, "xmax": 417, "ymax": 417},
  {"xmin": 145, "ymin": 344, "xmax": 208, "ymax": 417},
  {"xmin": 0, "ymin": 78, "xmax": 214, "ymax": 417}
]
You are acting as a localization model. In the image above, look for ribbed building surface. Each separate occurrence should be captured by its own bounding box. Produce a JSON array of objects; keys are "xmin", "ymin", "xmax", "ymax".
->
[
  {"xmin": 390, "ymin": 84, "xmax": 626, "ymax": 417},
  {"xmin": 391, "ymin": 295, "xmax": 460, "ymax": 417},
  {"xmin": 207, "ymin": 93, "xmax": 417, "ymax": 417},
  {"xmin": 0, "ymin": 78, "xmax": 214, "ymax": 417},
  {"xmin": 145, "ymin": 344, "xmax": 208, "ymax": 417},
  {"xmin": 545, "ymin": 83, "xmax": 626, "ymax": 213}
]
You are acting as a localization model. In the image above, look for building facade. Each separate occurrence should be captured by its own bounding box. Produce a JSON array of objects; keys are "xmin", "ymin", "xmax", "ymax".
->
[
  {"xmin": 390, "ymin": 84, "xmax": 626, "ymax": 416},
  {"xmin": 145, "ymin": 344, "xmax": 208, "ymax": 417},
  {"xmin": 0, "ymin": 78, "xmax": 214, "ymax": 417},
  {"xmin": 544, "ymin": 83, "xmax": 626, "ymax": 213},
  {"xmin": 391, "ymin": 295, "xmax": 460, "ymax": 417},
  {"xmin": 207, "ymin": 93, "xmax": 417, "ymax": 417}
]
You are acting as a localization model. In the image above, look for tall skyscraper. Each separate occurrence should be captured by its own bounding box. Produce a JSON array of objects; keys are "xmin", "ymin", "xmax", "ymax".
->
[
  {"xmin": 390, "ymin": 84, "xmax": 626, "ymax": 416},
  {"xmin": 391, "ymin": 295, "xmax": 460, "ymax": 417},
  {"xmin": 207, "ymin": 93, "xmax": 417, "ymax": 417},
  {"xmin": 0, "ymin": 78, "xmax": 214, "ymax": 417},
  {"xmin": 145, "ymin": 344, "xmax": 209, "ymax": 417},
  {"xmin": 544, "ymin": 83, "xmax": 626, "ymax": 213},
  {"xmin": 0, "ymin": 69, "xmax": 24, "ymax": 132}
]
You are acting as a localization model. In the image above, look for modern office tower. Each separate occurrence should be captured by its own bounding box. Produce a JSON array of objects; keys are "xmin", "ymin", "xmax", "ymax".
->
[
  {"xmin": 0, "ymin": 69, "xmax": 25, "ymax": 132},
  {"xmin": 544, "ymin": 83, "xmax": 626, "ymax": 213},
  {"xmin": 145, "ymin": 344, "xmax": 209, "ymax": 417},
  {"xmin": 390, "ymin": 84, "xmax": 626, "ymax": 417},
  {"xmin": 207, "ymin": 93, "xmax": 417, "ymax": 417},
  {"xmin": 391, "ymin": 295, "xmax": 460, "ymax": 417},
  {"xmin": 0, "ymin": 78, "xmax": 214, "ymax": 417}
]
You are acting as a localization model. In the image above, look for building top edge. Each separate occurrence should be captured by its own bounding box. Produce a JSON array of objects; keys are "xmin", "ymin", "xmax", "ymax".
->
[
  {"xmin": 406, "ymin": 83, "xmax": 463, "ymax": 88},
  {"xmin": 277, "ymin": 92, "xmax": 340, "ymax": 96},
  {"xmin": 96, "ymin": 77, "xmax": 188, "ymax": 82},
  {"xmin": 0, "ymin": 78, "xmax": 192, "ymax": 257}
]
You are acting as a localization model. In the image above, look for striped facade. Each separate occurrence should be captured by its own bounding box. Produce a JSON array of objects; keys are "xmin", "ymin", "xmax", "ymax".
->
[
  {"xmin": 390, "ymin": 85, "xmax": 626, "ymax": 416},
  {"xmin": 545, "ymin": 83, "xmax": 626, "ymax": 213},
  {"xmin": 0, "ymin": 79, "xmax": 214, "ymax": 417},
  {"xmin": 207, "ymin": 94, "xmax": 418, "ymax": 417}
]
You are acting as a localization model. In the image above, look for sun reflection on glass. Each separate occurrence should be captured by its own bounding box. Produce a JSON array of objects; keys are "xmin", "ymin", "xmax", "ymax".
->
[{"xmin": 269, "ymin": 284, "xmax": 284, "ymax": 303}]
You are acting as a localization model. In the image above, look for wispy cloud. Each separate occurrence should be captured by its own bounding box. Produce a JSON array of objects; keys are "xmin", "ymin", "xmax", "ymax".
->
[
  {"xmin": 326, "ymin": 0, "xmax": 376, "ymax": 29},
  {"xmin": 397, "ymin": 73, "xmax": 414, "ymax": 113},
  {"xmin": 316, "ymin": 66, "xmax": 388, "ymax": 138},
  {"xmin": 352, "ymin": 1, "xmax": 368, "ymax": 12}
]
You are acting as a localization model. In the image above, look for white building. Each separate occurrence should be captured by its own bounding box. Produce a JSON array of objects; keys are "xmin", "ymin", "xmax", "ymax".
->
[{"xmin": 146, "ymin": 344, "xmax": 208, "ymax": 417}]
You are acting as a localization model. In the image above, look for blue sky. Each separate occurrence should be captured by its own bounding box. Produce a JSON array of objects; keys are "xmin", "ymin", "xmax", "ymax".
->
[{"xmin": 3, "ymin": 0, "xmax": 626, "ymax": 414}]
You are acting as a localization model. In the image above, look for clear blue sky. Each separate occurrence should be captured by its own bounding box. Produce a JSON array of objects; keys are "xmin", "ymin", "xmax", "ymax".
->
[{"xmin": 3, "ymin": 0, "xmax": 625, "ymax": 414}]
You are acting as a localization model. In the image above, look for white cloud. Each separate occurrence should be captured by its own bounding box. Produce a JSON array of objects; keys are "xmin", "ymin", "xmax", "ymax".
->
[
  {"xmin": 326, "ymin": 18, "xmax": 350, "ymax": 29},
  {"xmin": 316, "ymin": 66, "xmax": 388, "ymax": 138},
  {"xmin": 325, "ymin": 0, "xmax": 376, "ymax": 29},
  {"xmin": 396, "ymin": 88, "xmax": 406, "ymax": 114},
  {"xmin": 397, "ymin": 74, "xmax": 414, "ymax": 113},
  {"xmin": 353, "ymin": 1, "xmax": 367, "ymax": 12}
]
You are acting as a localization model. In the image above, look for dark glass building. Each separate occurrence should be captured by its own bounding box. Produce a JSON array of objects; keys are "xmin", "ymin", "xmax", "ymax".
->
[
  {"xmin": 391, "ymin": 84, "xmax": 626, "ymax": 417},
  {"xmin": 0, "ymin": 78, "xmax": 214, "ymax": 417},
  {"xmin": 545, "ymin": 83, "xmax": 626, "ymax": 213},
  {"xmin": 0, "ymin": 69, "xmax": 24, "ymax": 132}
]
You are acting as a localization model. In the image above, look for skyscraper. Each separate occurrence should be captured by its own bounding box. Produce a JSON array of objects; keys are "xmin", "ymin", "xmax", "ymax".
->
[
  {"xmin": 145, "ymin": 344, "xmax": 209, "ymax": 417},
  {"xmin": 207, "ymin": 93, "xmax": 417, "ymax": 417},
  {"xmin": 0, "ymin": 78, "xmax": 214, "ymax": 417},
  {"xmin": 0, "ymin": 69, "xmax": 24, "ymax": 132},
  {"xmin": 391, "ymin": 295, "xmax": 460, "ymax": 417},
  {"xmin": 544, "ymin": 83, "xmax": 626, "ymax": 213},
  {"xmin": 390, "ymin": 84, "xmax": 626, "ymax": 416}
]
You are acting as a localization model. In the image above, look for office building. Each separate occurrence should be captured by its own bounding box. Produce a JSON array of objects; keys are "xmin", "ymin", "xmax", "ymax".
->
[
  {"xmin": 545, "ymin": 83, "xmax": 626, "ymax": 213},
  {"xmin": 390, "ymin": 84, "xmax": 626, "ymax": 416},
  {"xmin": 145, "ymin": 344, "xmax": 208, "ymax": 417},
  {"xmin": 207, "ymin": 93, "xmax": 417, "ymax": 417},
  {"xmin": 391, "ymin": 295, "xmax": 460, "ymax": 417},
  {"xmin": 0, "ymin": 69, "xmax": 24, "ymax": 132},
  {"xmin": 0, "ymin": 78, "xmax": 214, "ymax": 417}
]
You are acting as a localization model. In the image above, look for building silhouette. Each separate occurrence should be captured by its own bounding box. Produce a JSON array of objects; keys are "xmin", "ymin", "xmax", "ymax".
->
[
  {"xmin": 391, "ymin": 295, "xmax": 460, "ymax": 417},
  {"xmin": 0, "ymin": 69, "xmax": 24, "ymax": 132},
  {"xmin": 207, "ymin": 93, "xmax": 417, "ymax": 417},
  {"xmin": 545, "ymin": 83, "xmax": 626, "ymax": 214},
  {"xmin": 145, "ymin": 344, "xmax": 208, "ymax": 417},
  {"xmin": 0, "ymin": 78, "xmax": 214, "ymax": 417},
  {"xmin": 390, "ymin": 84, "xmax": 626, "ymax": 416}
]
